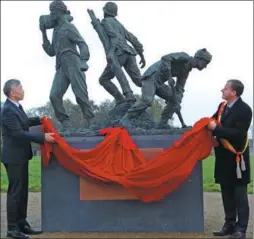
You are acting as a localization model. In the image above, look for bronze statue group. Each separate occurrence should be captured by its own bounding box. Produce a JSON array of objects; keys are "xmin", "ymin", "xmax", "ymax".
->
[{"xmin": 39, "ymin": 0, "xmax": 212, "ymax": 134}]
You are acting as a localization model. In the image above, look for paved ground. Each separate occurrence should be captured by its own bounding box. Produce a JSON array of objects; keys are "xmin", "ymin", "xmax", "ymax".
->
[{"xmin": 1, "ymin": 192, "xmax": 253, "ymax": 238}]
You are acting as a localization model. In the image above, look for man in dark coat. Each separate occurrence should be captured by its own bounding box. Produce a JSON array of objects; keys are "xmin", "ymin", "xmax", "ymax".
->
[
  {"xmin": 1, "ymin": 79, "xmax": 55, "ymax": 239},
  {"xmin": 207, "ymin": 79, "xmax": 252, "ymax": 239}
]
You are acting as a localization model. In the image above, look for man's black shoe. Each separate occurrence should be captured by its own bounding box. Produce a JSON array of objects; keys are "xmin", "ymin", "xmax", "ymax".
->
[
  {"xmin": 228, "ymin": 231, "xmax": 246, "ymax": 239},
  {"xmin": 213, "ymin": 225, "xmax": 235, "ymax": 236},
  {"xmin": 20, "ymin": 225, "xmax": 43, "ymax": 235},
  {"xmin": 7, "ymin": 229, "xmax": 29, "ymax": 239}
]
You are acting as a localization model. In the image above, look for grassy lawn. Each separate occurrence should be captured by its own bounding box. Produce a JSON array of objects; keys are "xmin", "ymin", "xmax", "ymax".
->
[
  {"xmin": 1, "ymin": 157, "xmax": 42, "ymax": 192},
  {"xmin": 202, "ymin": 156, "xmax": 253, "ymax": 194},
  {"xmin": 1, "ymin": 156, "xmax": 253, "ymax": 193}
]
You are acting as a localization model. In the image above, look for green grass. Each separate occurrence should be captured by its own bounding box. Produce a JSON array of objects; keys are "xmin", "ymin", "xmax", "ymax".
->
[
  {"xmin": 202, "ymin": 155, "xmax": 253, "ymax": 194},
  {"xmin": 1, "ymin": 156, "xmax": 253, "ymax": 193},
  {"xmin": 1, "ymin": 157, "xmax": 41, "ymax": 192}
]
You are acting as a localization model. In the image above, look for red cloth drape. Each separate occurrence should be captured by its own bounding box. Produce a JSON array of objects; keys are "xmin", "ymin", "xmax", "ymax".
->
[{"xmin": 40, "ymin": 117, "xmax": 214, "ymax": 202}]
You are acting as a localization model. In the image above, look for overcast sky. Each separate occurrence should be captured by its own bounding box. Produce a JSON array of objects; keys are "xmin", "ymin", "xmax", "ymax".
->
[{"xmin": 1, "ymin": 1, "xmax": 253, "ymax": 127}]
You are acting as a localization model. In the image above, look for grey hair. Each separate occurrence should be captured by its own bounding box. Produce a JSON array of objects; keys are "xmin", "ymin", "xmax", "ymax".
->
[{"xmin": 3, "ymin": 79, "xmax": 21, "ymax": 97}]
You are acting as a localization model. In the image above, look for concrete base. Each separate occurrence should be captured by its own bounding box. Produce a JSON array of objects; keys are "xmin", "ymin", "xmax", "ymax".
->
[{"xmin": 41, "ymin": 135, "xmax": 204, "ymax": 232}]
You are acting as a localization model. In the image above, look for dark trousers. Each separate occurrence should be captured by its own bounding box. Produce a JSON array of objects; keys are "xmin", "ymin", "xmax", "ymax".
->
[
  {"xmin": 220, "ymin": 184, "xmax": 249, "ymax": 233},
  {"xmin": 4, "ymin": 163, "xmax": 29, "ymax": 230}
]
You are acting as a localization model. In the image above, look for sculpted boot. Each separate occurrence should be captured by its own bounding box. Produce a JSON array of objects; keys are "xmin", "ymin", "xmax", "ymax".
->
[
  {"xmin": 124, "ymin": 92, "xmax": 136, "ymax": 103},
  {"xmin": 157, "ymin": 117, "xmax": 172, "ymax": 129}
]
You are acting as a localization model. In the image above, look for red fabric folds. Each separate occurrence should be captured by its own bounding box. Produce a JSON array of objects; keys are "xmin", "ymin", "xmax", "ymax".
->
[{"xmin": 40, "ymin": 117, "xmax": 214, "ymax": 202}]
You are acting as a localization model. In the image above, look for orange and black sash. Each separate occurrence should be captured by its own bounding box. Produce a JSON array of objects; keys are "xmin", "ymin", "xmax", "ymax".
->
[{"xmin": 217, "ymin": 102, "xmax": 249, "ymax": 179}]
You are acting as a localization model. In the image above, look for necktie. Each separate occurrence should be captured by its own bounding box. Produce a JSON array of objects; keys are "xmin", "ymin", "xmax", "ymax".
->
[
  {"xmin": 224, "ymin": 105, "xmax": 230, "ymax": 116},
  {"xmin": 19, "ymin": 104, "xmax": 24, "ymax": 112},
  {"xmin": 18, "ymin": 104, "xmax": 27, "ymax": 118}
]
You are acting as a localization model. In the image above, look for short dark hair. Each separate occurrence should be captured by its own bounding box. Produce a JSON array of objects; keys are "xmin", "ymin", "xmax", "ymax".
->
[
  {"xmin": 3, "ymin": 79, "xmax": 21, "ymax": 97},
  {"xmin": 227, "ymin": 79, "xmax": 244, "ymax": 96}
]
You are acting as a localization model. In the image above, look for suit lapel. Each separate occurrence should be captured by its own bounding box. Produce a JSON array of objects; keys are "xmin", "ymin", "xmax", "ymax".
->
[
  {"xmin": 6, "ymin": 99, "xmax": 28, "ymax": 122},
  {"xmin": 18, "ymin": 104, "xmax": 28, "ymax": 119},
  {"xmin": 222, "ymin": 106, "xmax": 232, "ymax": 121},
  {"xmin": 222, "ymin": 97, "xmax": 242, "ymax": 122}
]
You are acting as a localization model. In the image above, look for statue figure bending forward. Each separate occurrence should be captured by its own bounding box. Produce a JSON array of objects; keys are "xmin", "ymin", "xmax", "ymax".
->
[{"xmin": 121, "ymin": 49, "xmax": 212, "ymax": 128}]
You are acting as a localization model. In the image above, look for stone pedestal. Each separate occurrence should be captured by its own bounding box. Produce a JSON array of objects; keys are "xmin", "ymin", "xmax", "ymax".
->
[{"xmin": 41, "ymin": 134, "xmax": 204, "ymax": 232}]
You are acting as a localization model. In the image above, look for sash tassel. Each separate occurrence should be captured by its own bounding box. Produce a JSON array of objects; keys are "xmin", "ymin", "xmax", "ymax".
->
[{"xmin": 216, "ymin": 102, "xmax": 248, "ymax": 179}]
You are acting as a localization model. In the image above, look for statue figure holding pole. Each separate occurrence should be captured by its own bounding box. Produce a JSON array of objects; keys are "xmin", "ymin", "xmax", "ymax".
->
[{"xmin": 88, "ymin": 2, "xmax": 146, "ymax": 107}]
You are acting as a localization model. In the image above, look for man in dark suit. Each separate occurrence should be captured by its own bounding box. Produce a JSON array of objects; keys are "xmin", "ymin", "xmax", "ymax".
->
[
  {"xmin": 207, "ymin": 79, "xmax": 252, "ymax": 239},
  {"xmin": 1, "ymin": 79, "xmax": 55, "ymax": 239}
]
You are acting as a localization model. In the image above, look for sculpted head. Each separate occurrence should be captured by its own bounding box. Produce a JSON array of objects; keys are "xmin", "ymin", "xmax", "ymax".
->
[
  {"xmin": 103, "ymin": 2, "xmax": 118, "ymax": 18},
  {"xmin": 193, "ymin": 48, "xmax": 212, "ymax": 70},
  {"xmin": 49, "ymin": 0, "xmax": 68, "ymax": 21}
]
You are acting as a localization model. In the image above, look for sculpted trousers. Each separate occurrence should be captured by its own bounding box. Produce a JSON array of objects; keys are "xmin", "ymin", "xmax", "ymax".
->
[
  {"xmin": 99, "ymin": 53, "xmax": 141, "ymax": 102},
  {"xmin": 50, "ymin": 54, "xmax": 94, "ymax": 124},
  {"xmin": 126, "ymin": 72, "xmax": 172, "ymax": 118}
]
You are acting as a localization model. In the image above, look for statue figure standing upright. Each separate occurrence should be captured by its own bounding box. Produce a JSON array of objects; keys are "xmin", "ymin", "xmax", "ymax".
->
[
  {"xmin": 88, "ymin": 2, "xmax": 146, "ymax": 106},
  {"xmin": 40, "ymin": 0, "xmax": 94, "ymax": 133}
]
